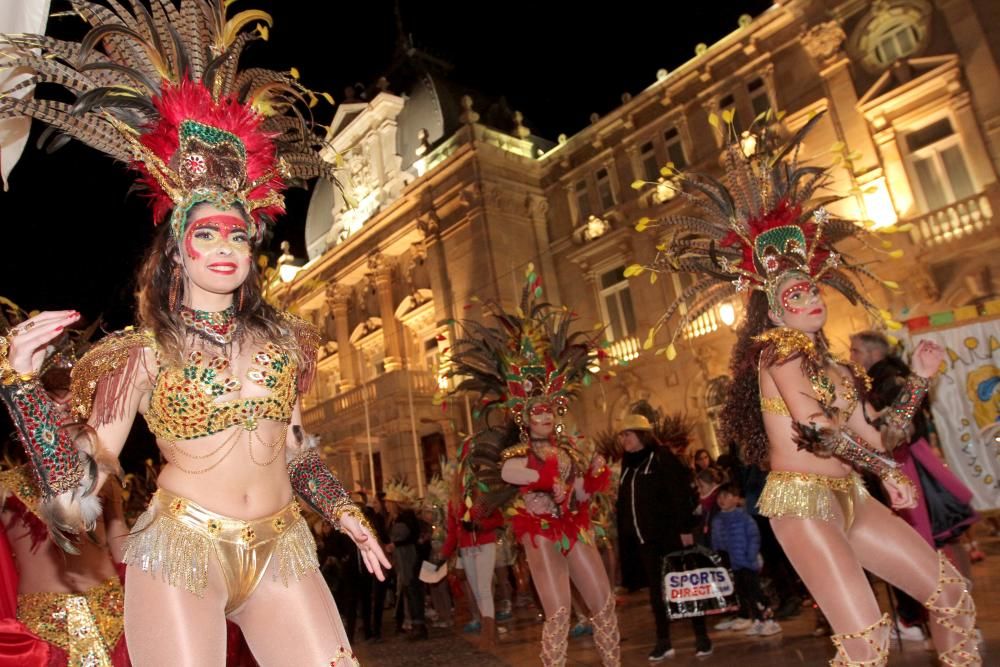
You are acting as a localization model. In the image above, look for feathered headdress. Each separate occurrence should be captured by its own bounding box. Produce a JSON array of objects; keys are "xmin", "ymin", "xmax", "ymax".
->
[
  {"xmin": 0, "ymin": 0, "xmax": 337, "ymax": 241},
  {"xmin": 630, "ymin": 112, "xmax": 903, "ymax": 358},
  {"xmin": 444, "ymin": 264, "xmax": 603, "ymax": 426}
]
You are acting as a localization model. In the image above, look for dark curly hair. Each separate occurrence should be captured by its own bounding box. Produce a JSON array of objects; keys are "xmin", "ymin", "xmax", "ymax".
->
[{"xmin": 720, "ymin": 291, "xmax": 773, "ymax": 469}]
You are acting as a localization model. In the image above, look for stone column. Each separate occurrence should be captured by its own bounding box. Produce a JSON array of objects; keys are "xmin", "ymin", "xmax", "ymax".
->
[
  {"xmin": 872, "ymin": 124, "xmax": 917, "ymax": 219},
  {"xmin": 325, "ymin": 283, "xmax": 357, "ymax": 391},
  {"xmin": 417, "ymin": 211, "xmax": 454, "ymax": 327},
  {"xmin": 369, "ymin": 252, "xmax": 404, "ymax": 371},
  {"xmin": 801, "ymin": 21, "xmax": 879, "ymax": 175},
  {"xmin": 528, "ymin": 195, "xmax": 562, "ymax": 306}
]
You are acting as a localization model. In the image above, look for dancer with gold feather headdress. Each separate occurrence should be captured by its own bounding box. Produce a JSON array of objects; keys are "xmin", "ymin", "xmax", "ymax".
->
[
  {"xmin": 633, "ymin": 114, "xmax": 979, "ymax": 666},
  {"xmin": 0, "ymin": 2, "xmax": 387, "ymax": 664}
]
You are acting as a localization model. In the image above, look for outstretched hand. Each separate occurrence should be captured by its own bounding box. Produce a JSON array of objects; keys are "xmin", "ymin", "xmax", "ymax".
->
[
  {"xmin": 4, "ymin": 310, "xmax": 80, "ymax": 375},
  {"xmin": 340, "ymin": 512, "xmax": 392, "ymax": 581}
]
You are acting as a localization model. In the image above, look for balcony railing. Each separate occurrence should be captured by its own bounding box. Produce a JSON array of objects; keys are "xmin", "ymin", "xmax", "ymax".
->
[
  {"xmin": 607, "ymin": 335, "xmax": 641, "ymax": 363},
  {"xmin": 908, "ymin": 192, "xmax": 995, "ymax": 247},
  {"xmin": 303, "ymin": 368, "xmax": 438, "ymax": 430},
  {"xmin": 683, "ymin": 309, "xmax": 720, "ymax": 340}
]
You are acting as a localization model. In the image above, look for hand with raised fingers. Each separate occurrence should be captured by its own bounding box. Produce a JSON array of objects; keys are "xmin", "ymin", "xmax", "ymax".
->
[{"xmin": 3, "ymin": 310, "xmax": 80, "ymax": 378}]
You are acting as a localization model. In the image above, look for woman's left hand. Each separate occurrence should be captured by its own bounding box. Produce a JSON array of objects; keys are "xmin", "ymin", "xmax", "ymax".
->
[
  {"xmin": 882, "ymin": 474, "xmax": 918, "ymax": 510},
  {"xmin": 911, "ymin": 340, "xmax": 944, "ymax": 379},
  {"xmin": 590, "ymin": 454, "xmax": 607, "ymax": 473},
  {"xmin": 340, "ymin": 513, "xmax": 392, "ymax": 581}
]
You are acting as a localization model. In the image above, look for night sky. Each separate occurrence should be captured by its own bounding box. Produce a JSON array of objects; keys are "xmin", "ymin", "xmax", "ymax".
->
[{"xmin": 0, "ymin": 0, "xmax": 771, "ymax": 327}]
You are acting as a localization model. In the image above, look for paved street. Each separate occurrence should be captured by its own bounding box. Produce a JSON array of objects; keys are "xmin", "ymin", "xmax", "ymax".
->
[{"xmin": 354, "ymin": 533, "xmax": 999, "ymax": 666}]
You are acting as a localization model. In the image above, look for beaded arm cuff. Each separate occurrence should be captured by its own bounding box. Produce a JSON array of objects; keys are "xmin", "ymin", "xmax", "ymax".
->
[
  {"xmin": 0, "ymin": 379, "xmax": 84, "ymax": 499},
  {"xmin": 793, "ymin": 420, "xmax": 908, "ymax": 485},
  {"xmin": 877, "ymin": 374, "xmax": 931, "ymax": 452},
  {"xmin": 286, "ymin": 447, "xmax": 357, "ymax": 531}
]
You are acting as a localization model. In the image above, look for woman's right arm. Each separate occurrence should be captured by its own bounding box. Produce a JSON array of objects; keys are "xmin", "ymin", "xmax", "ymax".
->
[
  {"xmin": 1, "ymin": 316, "xmax": 149, "ymax": 543},
  {"xmin": 500, "ymin": 457, "xmax": 540, "ymax": 486}
]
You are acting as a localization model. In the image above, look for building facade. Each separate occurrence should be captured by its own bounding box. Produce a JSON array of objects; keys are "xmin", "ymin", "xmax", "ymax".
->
[{"xmin": 273, "ymin": 0, "xmax": 1000, "ymax": 494}]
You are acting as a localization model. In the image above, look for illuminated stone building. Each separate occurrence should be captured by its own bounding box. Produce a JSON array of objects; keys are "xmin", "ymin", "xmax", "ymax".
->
[{"xmin": 274, "ymin": 0, "xmax": 1000, "ymax": 491}]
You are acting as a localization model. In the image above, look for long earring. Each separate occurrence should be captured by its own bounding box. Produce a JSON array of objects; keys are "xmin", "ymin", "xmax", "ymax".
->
[
  {"xmin": 169, "ymin": 265, "xmax": 182, "ymax": 311},
  {"xmin": 236, "ymin": 281, "xmax": 246, "ymax": 311}
]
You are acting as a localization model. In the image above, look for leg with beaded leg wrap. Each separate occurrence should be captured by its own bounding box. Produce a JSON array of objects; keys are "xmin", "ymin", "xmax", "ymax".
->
[
  {"xmin": 924, "ymin": 552, "xmax": 981, "ymax": 666},
  {"xmin": 591, "ymin": 593, "xmax": 621, "ymax": 667},
  {"xmin": 540, "ymin": 606, "xmax": 569, "ymax": 667},
  {"xmin": 829, "ymin": 613, "xmax": 890, "ymax": 667}
]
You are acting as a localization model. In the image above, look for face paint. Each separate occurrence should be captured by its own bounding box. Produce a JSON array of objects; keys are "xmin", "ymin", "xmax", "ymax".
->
[
  {"xmin": 529, "ymin": 403, "xmax": 553, "ymax": 417},
  {"xmin": 780, "ymin": 280, "xmax": 819, "ymax": 314},
  {"xmin": 183, "ymin": 215, "xmax": 250, "ymax": 261}
]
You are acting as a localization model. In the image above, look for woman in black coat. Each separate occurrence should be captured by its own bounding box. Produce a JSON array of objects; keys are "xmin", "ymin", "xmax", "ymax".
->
[{"xmin": 615, "ymin": 415, "xmax": 712, "ymax": 661}]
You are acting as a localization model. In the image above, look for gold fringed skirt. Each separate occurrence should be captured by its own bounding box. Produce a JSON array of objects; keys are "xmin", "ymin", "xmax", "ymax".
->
[
  {"xmin": 123, "ymin": 489, "xmax": 318, "ymax": 614},
  {"xmin": 757, "ymin": 471, "xmax": 869, "ymax": 531}
]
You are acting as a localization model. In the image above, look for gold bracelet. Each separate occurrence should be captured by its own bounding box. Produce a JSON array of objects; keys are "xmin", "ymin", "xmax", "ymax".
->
[
  {"xmin": 882, "ymin": 468, "xmax": 913, "ymax": 489},
  {"xmin": 0, "ymin": 336, "xmax": 37, "ymax": 387},
  {"xmin": 333, "ymin": 502, "xmax": 374, "ymax": 536}
]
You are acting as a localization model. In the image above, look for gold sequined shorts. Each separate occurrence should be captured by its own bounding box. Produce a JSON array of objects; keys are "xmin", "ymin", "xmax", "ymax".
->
[
  {"xmin": 123, "ymin": 489, "xmax": 319, "ymax": 614},
  {"xmin": 757, "ymin": 471, "xmax": 870, "ymax": 531},
  {"xmin": 17, "ymin": 577, "xmax": 123, "ymax": 667}
]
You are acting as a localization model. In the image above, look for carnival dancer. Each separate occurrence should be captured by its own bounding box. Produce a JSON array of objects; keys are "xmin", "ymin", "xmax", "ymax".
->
[
  {"xmin": 632, "ymin": 113, "xmax": 980, "ymax": 666},
  {"xmin": 0, "ymin": 2, "xmax": 389, "ymax": 665},
  {"xmin": 445, "ymin": 269, "xmax": 620, "ymax": 666}
]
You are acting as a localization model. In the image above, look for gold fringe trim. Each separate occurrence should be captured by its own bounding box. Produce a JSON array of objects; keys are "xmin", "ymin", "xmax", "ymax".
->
[
  {"xmin": 123, "ymin": 510, "xmax": 211, "ymax": 597},
  {"xmin": 757, "ymin": 471, "xmax": 866, "ymax": 522},
  {"xmin": 70, "ymin": 329, "xmax": 154, "ymax": 425},
  {"xmin": 275, "ymin": 514, "xmax": 320, "ymax": 586},
  {"xmin": 122, "ymin": 500, "xmax": 319, "ymax": 597}
]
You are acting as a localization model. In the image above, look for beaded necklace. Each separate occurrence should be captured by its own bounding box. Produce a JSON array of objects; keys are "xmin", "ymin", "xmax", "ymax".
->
[{"xmin": 179, "ymin": 305, "xmax": 237, "ymax": 346}]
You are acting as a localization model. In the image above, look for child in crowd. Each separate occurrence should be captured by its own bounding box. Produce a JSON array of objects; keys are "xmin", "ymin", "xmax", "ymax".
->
[{"xmin": 711, "ymin": 483, "xmax": 781, "ymax": 637}]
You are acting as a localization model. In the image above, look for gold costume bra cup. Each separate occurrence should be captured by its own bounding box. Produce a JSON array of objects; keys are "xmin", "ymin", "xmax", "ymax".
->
[{"xmin": 145, "ymin": 343, "xmax": 298, "ymax": 441}]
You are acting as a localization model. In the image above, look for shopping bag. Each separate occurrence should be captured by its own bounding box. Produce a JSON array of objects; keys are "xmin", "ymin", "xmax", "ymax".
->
[{"xmin": 662, "ymin": 545, "xmax": 739, "ymax": 619}]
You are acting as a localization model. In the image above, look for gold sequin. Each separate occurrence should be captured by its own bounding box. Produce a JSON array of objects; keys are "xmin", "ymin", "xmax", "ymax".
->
[
  {"xmin": 123, "ymin": 490, "xmax": 318, "ymax": 612},
  {"xmin": 760, "ymin": 395, "xmax": 791, "ymax": 416},
  {"xmin": 756, "ymin": 327, "xmax": 870, "ymax": 417},
  {"xmin": 0, "ymin": 464, "xmax": 42, "ymax": 517},
  {"xmin": 144, "ymin": 344, "xmax": 298, "ymax": 442},
  {"xmin": 17, "ymin": 577, "xmax": 124, "ymax": 667},
  {"xmin": 500, "ymin": 444, "xmax": 529, "ymax": 461},
  {"xmin": 757, "ymin": 471, "xmax": 869, "ymax": 530}
]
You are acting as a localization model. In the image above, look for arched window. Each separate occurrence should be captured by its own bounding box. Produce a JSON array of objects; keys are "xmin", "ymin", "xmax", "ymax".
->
[{"xmin": 848, "ymin": 1, "xmax": 932, "ymax": 73}]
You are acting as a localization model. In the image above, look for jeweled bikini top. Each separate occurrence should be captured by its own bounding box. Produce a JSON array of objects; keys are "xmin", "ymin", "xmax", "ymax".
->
[{"xmin": 144, "ymin": 343, "xmax": 298, "ymax": 441}]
